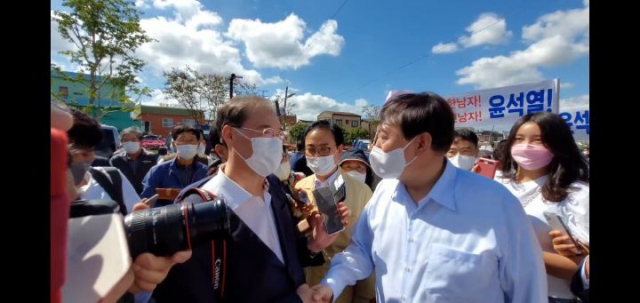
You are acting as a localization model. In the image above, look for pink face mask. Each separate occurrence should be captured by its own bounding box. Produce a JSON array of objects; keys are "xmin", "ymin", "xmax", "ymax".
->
[{"xmin": 511, "ymin": 143, "xmax": 554, "ymax": 170}]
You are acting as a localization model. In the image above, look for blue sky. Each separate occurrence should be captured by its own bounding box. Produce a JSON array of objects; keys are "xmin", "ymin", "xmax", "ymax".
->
[{"xmin": 51, "ymin": 0, "xmax": 589, "ymax": 124}]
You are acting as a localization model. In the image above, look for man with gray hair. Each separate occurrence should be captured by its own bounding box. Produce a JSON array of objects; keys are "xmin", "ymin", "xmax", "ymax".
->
[{"xmin": 110, "ymin": 126, "xmax": 159, "ymax": 194}]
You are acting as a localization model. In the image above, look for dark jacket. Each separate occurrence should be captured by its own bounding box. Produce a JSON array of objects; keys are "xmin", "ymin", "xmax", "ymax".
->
[
  {"xmin": 109, "ymin": 150, "xmax": 159, "ymax": 194},
  {"xmin": 152, "ymin": 175, "xmax": 323, "ymax": 303}
]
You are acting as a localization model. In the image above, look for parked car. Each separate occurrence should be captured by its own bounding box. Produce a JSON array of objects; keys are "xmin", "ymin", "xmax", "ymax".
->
[
  {"xmin": 352, "ymin": 139, "xmax": 371, "ymax": 151},
  {"xmin": 142, "ymin": 134, "xmax": 164, "ymax": 150}
]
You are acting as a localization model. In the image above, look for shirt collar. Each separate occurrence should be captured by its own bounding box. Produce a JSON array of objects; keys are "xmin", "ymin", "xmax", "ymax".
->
[
  {"xmin": 314, "ymin": 168, "xmax": 340, "ymax": 189},
  {"xmin": 206, "ymin": 164, "xmax": 270, "ymax": 210},
  {"xmin": 393, "ymin": 158, "xmax": 457, "ymax": 212}
]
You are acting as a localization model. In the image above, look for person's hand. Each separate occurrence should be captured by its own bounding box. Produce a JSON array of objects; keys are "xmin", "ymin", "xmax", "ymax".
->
[
  {"xmin": 311, "ymin": 284, "xmax": 334, "ymax": 303},
  {"xmin": 128, "ymin": 251, "xmax": 192, "ymax": 294},
  {"xmin": 471, "ymin": 164, "xmax": 480, "ymax": 173},
  {"xmin": 296, "ymin": 284, "xmax": 314, "ymax": 303},
  {"xmin": 308, "ymin": 202, "xmax": 350, "ymax": 253},
  {"xmin": 132, "ymin": 199, "xmax": 150, "ymax": 212},
  {"xmin": 549, "ymin": 230, "xmax": 589, "ymax": 258}
]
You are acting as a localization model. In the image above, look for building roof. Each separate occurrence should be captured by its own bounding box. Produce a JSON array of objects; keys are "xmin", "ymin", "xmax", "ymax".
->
[
  {"xmin": 133, "ymin": 105, "xmax": 204, "ymax": 118},
  {"xmin": 318, "ymin": 111, "xmax": 361, "ymax": 117}
]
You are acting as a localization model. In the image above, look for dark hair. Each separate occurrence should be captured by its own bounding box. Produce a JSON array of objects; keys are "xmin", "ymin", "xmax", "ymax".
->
[
  {"xmin": 503, "ymin": 112, "xmax": 589, "ymax": 202},
  {"xmin": 171, "ymin": 125, "xmax": 200, "ymax": 141},
  {"xmin": 302, "ymin": 120, "xmax": 345, "ymax": 147},
  {"xmin": 67, "ymin": 109, "xmax": 103, "ymax": 149},
  {"xmin": 454, "ymin": 129, "xmax": 479, "ymax": 148},
  {"xmin": 215, "ymin": 96, "xmax": 274, "ymax": 143},
  {"xmin": 121, "ymin": 126, "xmax": 143, "ymax": 140},
  {"xmin": 296, "ymin": 140, "xmax": 305, "ymax": 151},
  {"xmin": 380, "ymin": 92, "xmax": 455, "ymax": 153},
  {"xmin": 493, "ymin": 139, "xmax": 508, "ymax": 171},
  {"xmin": 209, "ymin": 123, "xmax": 224, "ymax": 147}
]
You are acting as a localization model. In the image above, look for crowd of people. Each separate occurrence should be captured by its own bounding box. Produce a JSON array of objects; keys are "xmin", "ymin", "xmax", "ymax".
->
[{"xmin": 51, "ymin": 91, "xmax": 589, "ymax": 303}]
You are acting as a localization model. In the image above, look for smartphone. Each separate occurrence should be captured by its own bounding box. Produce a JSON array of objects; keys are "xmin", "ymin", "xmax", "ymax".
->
[
  {"xmin": 312, "ymin": 186, "xmax": 345, "ymax": 236},
  {"xmin": 144, "ymin": 194, "xmax": 160, "ymax": 208},
  {"xmin": 543, "ymin": 212, "xmax": 583, "ymax": 254},
  {"xmin": 475, "ymin": 158, "xmax": 498, "ymax": 179}
]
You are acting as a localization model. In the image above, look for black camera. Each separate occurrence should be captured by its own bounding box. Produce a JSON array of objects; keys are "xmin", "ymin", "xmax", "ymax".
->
[{"xmin": 70, "ymin": 198, "xmax": 230, "ymax": 259}]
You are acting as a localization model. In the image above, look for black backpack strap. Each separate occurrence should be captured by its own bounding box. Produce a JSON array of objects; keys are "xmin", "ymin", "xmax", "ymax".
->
[
  {"xmin": 89, "ymin": 167, "xmax": 127, "ymax": 216},
  {"xmin": 176, "ymin": 187, "xmax": 228, "ymax": 300}
]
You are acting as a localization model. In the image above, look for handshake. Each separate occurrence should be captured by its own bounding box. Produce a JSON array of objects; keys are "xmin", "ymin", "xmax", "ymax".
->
[{"xmin": 297, "ymin": 284, "xmax": 335, "ymax": 303}]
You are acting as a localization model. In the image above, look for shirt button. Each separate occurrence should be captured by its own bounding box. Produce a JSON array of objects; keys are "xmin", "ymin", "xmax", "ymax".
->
[
  {"xmin": 405, "ymin": 266, "xmax": 411, "ymax": 273},
  {"xmin": 402, "ymin": 296, "xmax": 406, "ymax": 302},
  {"xmin": 408, "ymin": 238, "xmax": 414, "ymax": 243}
]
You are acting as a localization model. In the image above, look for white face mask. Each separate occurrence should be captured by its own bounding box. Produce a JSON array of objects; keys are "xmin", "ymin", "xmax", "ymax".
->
[
  {"xmin": 307, "ymin": 154, "xmax": 337, "ymax": 177},
  {"xmin": 197, "ymin": 144, "xmax": 206, "ymax": 157},
  {"xmin": 449, "ymin": 154, "xmax": 477, "ymax": 170},
  {"xmin": 176, "ymin": 144, "xmax": 198, "ymax": 160},
  {"xmin": 345, "ymin": 171, "xmax": 367, "ymax": 184},
  {"xmin": 369, "ymin": 138, "xmax": 417, "ymax": 179},
  {"xmin": 274, "ymin": 161, "xmax": 292, "ymax": 181},
  {"xmin": 123, "ymin": 142, "xmax": 141, "ymax": 154},
  {"xmin": 233, "ymin": 128, "xmax": 283, "ymax": 177}
]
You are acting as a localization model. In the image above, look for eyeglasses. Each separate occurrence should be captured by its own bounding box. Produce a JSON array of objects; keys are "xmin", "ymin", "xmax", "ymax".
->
[
  {"xmin": 235, "ymin": 127, "xmax": 285, "ymax": 140},
  {"xmin": 305, "ymin": 146, "xmax": 335, "ymax": 157}
]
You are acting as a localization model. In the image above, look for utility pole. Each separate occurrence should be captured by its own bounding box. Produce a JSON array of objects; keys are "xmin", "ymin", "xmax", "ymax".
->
[{"xmin": 229, "ymin": 73, "xmax": 243, "ymax": 99}]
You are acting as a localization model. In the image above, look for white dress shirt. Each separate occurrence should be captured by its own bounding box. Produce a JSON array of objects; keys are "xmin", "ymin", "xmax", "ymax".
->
[
  {"xmin": 322, "ymin": 160, "xmax": 547, "ymax": 303},
  {"xmin": 315, "ymin": 169, "xmax": 340, "ymax": 189},
  {"xmin": 496, "ymin": 174, "xmax": 589, "ymax": 299},
  {"xmin": 79, "ymin": 167, "xmax": 141, "ymax": 213},
  {"xmin": 201, "ymin": 166, "xmax": 284, "ymax": 264}
]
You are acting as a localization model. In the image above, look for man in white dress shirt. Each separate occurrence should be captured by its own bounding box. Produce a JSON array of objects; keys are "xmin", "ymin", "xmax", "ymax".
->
[{"xmin": 312, "ymin": 92, "xmax": 547, "ymax": 303}]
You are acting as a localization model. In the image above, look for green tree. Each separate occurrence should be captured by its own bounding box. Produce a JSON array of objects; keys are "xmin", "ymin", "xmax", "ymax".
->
[
  {"xmin": 52, "ymin": 0, "xmax": 154, "ymax": 119},
  {"xmin": 288, "ymin": 122, "xmax": 308, "ymax": 144},
  {"xmin": 345, "ymin": 127, "xmax": 370, "ymax": 145}
]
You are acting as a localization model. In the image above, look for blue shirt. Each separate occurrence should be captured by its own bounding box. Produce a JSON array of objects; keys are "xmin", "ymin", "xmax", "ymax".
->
[
  {"xmin": 140, "ymin": 158, "xmax": 209, "ymax": 199},
  {"xmin": 322, "ymin": 160, "xmax": 547, "ymax": 303}
]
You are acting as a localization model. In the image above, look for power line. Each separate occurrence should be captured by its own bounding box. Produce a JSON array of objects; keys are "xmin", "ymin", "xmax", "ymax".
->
[
  {"xmin": 332, "ymin": 4, "xmax": 532, "ymax": 100},
  {"xmin": 330, "ymin": 0, "xmax": 350, "ymax": 19},
  {"xmin": 305, "ymin": 0, "xmax": 350, "ymax": 50}
]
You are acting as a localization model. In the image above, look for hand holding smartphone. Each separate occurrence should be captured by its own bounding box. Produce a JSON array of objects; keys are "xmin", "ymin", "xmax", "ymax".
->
[{"xmin": 543, "ymin": 212, "xmax": 584, "ymax": 255}]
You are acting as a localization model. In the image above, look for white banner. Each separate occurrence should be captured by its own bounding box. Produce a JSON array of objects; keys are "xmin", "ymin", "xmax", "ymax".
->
[
  {"xmin": 559, "ymin": 108, "xmax": 589, "ymax": 142},
  {"xmin": 443, "ymin": 79, "xmax": 560, "ymax": 128}
]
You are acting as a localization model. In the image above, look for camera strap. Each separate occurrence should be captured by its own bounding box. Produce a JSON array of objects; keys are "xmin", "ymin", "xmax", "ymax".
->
[{"xmin": 179, "ymin": 187, "xmax": 228, "ymax": 301}]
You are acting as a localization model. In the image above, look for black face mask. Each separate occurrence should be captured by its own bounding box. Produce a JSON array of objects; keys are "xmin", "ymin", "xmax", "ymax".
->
[{"xmin": 70, "ymin": 162, "xmax": 91, "ymax": 186}]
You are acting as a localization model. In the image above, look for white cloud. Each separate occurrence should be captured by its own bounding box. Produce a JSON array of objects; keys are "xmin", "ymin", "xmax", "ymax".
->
[
  {"xmin": 560, "ymin": 82, "xmax": 574, "ymax": 89},
  {"xmin": 458, "ymin": 13, "xmax": 512, "ymax": 48},
  {"xmin": 285, "ymin": 93, "xmax": 367, "ymax": 121},
  {"xmin": 522, "ymin": 7, "xmax": 589, "ymax": 43},
  {"xmin": 226, "ymin": 14, "xmax": 344, "ymax": 69},
  {"xmin": 153, "ymin": 0, "xmax": 201, "ymax": 21},
  {"xmin": 137, "ymin": 16, "xmax": 267, "ymax": 85},
  {"xmin": 355, "ymin": 98, "xmax": 368, "ymax": 107},
  {"xmin": 51, "ymin": 58, "xmax": 81, "ymax": 73},
  {"xmin": 432, "ymin": 42, "xmax": 459, "ymax": 54},
  {"xmin": 141, "ymin": 89, "xmax": 179, "ymax": 106},
  {"xmin": 263, "ymin": 76, "xmax": 284, "ymax": 85},
  {"xmin": 456, "ymin": 4, "xmax": 589, "ymax": 89},
  {"xmin": 559, "ymin": 94, "xmax": 589, "ymax": 112},
  {"xmin": 51, "ymin": 11, "xmax": 76, "ymax": 53},
  {"xmin": 135, "ymin": 0, "xmax": 150, "ymax": 9}
]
